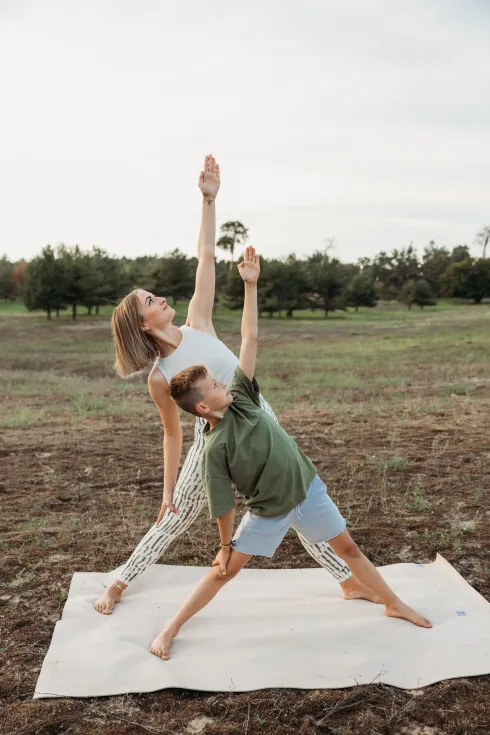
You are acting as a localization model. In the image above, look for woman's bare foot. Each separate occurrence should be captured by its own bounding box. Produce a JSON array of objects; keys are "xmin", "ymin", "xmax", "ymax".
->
[
  {"xmin": 385, "ymin": 601, "xmax": 432, "ymax": 628},
  {"xmin": 150, "ymin": 625, "xmax": 177, "ymax": 660},
  {"xmin": 93, "ymin": 581, "xmax": 124, "ymax": 615},
  {"xmin": 340, "ymin": 576, "xmax": 383, "ymax": 604}
]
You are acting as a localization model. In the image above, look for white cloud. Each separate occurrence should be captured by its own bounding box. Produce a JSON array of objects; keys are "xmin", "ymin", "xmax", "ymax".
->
[{"xmin": 0, "ymin": 0, "xmax": 488, "ymax": 264}]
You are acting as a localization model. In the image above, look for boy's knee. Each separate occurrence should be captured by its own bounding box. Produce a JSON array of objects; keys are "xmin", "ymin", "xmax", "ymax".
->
[
  {"xmin": 337, "ymin": 538, "xmax": 361, "ymax": 561},
  {"xmin": 211, "ymin": 567, "xmax": 236, "ymax": 584}
]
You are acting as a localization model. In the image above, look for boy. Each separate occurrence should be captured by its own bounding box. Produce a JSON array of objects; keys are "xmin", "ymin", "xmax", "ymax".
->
[{"xmin": 150, "ymin": 247, "xmax": 432, "ymax": 660}]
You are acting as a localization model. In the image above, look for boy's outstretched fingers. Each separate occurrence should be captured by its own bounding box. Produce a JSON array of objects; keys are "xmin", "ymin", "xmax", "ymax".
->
[{"xmin": 246, "ymin": 245, "xmax": 259, "ymax": 267}]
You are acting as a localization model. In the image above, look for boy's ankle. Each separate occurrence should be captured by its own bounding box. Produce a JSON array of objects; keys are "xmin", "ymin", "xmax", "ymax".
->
[{"xmin": 166, "ymin": 620, "xmax": 180, "ymax": 636}]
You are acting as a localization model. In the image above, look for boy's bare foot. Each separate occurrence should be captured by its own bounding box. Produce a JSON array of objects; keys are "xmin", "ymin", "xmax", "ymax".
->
[
  {"xmin": 150, "ymin": 626, "xmax": 177, "ymax": 660},
  {"xmin": 340, "ymin": 576, "xmax": 383, "ymax": 604},
  {"xmin": 385, "ymin": 601, "xmax": 432, "ymax": 628},
  {"xmin": 93, "ymin": 581, "xmax": 123, "ymax": 615}
]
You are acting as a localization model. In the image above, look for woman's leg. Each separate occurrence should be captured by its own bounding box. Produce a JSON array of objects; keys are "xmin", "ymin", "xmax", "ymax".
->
[
  {"xmin": 328, "ymin": 530, "xmax": 432, "ymax": 628},
  {"xmin": 94, "ymin": 419, "xmax": 208, "ymax": 614},
  {"xmin": 150, "ymin": 549, "xmax": 252, "ymax": 660}
]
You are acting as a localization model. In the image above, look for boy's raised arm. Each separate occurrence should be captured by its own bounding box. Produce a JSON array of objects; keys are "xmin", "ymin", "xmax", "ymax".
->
[{"xmin": 237, "ymin": 246, "xmax": 260, "ymax": 381}]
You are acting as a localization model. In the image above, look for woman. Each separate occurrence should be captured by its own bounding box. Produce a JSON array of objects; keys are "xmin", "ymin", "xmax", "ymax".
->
[{"xmin": 94, "ymin": 155, "xmax": 377, "ymax": 614}]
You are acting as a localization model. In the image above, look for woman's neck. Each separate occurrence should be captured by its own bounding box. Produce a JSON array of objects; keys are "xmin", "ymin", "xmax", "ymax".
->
[{"xmin": 154, "ymin": 323, "xmax": 183, "ymax": 358}]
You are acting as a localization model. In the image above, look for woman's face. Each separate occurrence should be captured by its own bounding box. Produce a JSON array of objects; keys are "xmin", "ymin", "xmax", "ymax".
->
[{"xmin": 137, "ymin": 290, "xmax": 176, "ymax": 335}]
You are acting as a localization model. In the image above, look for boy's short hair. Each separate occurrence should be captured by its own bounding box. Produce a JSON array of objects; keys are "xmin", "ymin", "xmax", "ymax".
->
[{"xmin": 169, "ymin": 365, "xmax": 208, "ymax": 417}]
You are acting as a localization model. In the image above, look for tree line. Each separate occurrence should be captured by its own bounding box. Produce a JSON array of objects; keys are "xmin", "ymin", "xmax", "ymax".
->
[{"xmin": 1, "ymin": 221, "xmax": 489, "ymax": 319}]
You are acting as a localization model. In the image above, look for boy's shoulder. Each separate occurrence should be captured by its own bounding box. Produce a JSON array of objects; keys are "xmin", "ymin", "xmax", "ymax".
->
[
  {"xmin": 231, "ymin": 365, "xmax": 253, "ymax": 387},
  {"xmin": 231, "ymin": 366, "xmax": 261, "ymax": 407}
]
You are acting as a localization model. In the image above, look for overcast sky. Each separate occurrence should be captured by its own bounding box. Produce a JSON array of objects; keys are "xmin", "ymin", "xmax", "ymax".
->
[{"xmin": 0, "ymin": 0, "xmax": 489, "ymax": 264}]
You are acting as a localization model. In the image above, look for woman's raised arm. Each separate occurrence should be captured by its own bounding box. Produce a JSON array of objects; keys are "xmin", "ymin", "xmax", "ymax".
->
[{"xmin": 186, "ymin": 154, "xmax": 220, "ymax": 335}]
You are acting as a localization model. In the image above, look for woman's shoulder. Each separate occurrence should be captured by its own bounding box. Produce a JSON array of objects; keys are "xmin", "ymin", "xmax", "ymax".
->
[
  {"xmin": 183, "ymin": 320, "xmax": 218, "ymax": 339},
  {"xmin": 148, "ymin": 362, "xmax": 169, "ymax": 388}
]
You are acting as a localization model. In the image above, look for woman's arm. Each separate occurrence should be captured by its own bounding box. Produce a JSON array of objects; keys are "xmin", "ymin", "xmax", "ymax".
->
[
  {"xmin": 186, "ymin": 154, "xmax": 220, "ymax": 336},
  {"xmin": 148, "ymin": 367, "xmax": 183, "ymax": 523}
]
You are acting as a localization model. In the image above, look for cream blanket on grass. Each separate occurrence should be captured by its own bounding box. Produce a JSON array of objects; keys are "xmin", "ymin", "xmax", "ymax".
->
[{"xmin": 34, "ymin": 555, "xmax": 490, "ymax": 698}]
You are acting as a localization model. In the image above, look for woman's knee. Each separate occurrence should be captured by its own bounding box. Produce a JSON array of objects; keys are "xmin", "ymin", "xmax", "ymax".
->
[{"xmin": 154, "ymin": 505, "xmax": 202, "ymax": 535}]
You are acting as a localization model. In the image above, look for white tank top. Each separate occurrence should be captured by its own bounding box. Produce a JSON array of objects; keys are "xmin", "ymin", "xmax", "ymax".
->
[{"xmin": 154, "ymin": 325, "xmax": 239, "ymax": 387}]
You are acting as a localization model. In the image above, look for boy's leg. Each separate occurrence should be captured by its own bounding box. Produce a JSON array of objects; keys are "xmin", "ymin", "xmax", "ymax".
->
[
  {"xmin": 259, "ymin": 397, "xmax": 372, "ymax": 599},
  {"xmin": 95, "ymin": 421, "xmax": 207, "ymax": 614},
  {"xmin": 151, "ymin": 507, "xmax": 290, "ymax": 660},
  {"xmin": 293, "ymin": 475, "xmax": 381, "ymax": 602},
  {"xmin": 328, "ymin": 530, "xmax": 431, "ymax": 628},
  {"xmin": 150, "ymin": 549, "xmax": 252, "ymax": 660},
  {"xmin": 295, "ymin": 533, "xmax": 382, "ymax": 603}
]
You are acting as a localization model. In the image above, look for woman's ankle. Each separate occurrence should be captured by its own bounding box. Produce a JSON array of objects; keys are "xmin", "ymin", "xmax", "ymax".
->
[{"xmin": 113, "ymin": 579, "xmax": 128, "ymax": 593}]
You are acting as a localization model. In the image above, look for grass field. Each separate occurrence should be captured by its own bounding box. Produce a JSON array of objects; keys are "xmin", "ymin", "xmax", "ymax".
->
[{"xmin": 1, "ymin": 304, "xmax": 489, "ymax": 734}]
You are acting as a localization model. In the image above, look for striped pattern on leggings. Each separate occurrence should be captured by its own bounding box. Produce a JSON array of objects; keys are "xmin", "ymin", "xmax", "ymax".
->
[{"xmin": 118, "ymin": 395, "xmax": 351, "ymax": 584}]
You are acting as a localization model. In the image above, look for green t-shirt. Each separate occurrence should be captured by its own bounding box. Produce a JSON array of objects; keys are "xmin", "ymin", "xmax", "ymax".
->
[{"xmin": 202, "ymin": 366, "xmax": 317, "ymax": 519}]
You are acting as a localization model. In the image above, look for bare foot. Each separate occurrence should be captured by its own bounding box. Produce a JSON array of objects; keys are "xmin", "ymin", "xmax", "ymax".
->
[
  {"xmin": 150, "ymin": 626, "xmax": 177, "ymax": 661},
  {"xmin": 385, "ymin": 601, "xmax": 432, "ymax": 628},
  {"xmin": 340, "ymin": 576, "xmax": 383, "ymax": 604},
  {"xmin": 93, "ymin": 582, "xmax": 123, "ymax": 615}
]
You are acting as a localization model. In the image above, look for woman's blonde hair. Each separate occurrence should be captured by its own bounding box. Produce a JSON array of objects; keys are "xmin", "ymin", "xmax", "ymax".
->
[{"xmin": 111, "ymin": 290, "xmax": 159, "ymax": 377}]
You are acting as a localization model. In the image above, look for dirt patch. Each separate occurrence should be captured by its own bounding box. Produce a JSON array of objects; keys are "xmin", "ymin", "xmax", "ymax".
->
[{"xmin": 0, "ymin": 312, "xmax": 489, "ymax": 734}]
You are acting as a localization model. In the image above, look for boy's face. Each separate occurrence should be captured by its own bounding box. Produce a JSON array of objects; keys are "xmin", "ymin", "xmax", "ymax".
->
[{"xmin": 196, "ymin": 370, "xmax": 233, "ymax": 417}]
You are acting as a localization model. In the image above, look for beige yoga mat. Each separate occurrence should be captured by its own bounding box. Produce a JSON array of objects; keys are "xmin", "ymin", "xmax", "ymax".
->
[{"xmin": 33, "ymin": 555, "xmax": 490, "ymax": 698}]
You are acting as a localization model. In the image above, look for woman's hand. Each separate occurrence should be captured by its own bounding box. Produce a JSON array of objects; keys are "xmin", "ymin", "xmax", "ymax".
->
[
  {"xmin": 198, "ymin": 154, "xmax": 220, "ymax": 200},
  {"xmin": 238, "ymin": 246, "xmax": 260, "ymax": 284},
  {"xmin": 156, "ymin": 489, "xmax": 179, "ymax": 524},
  {"xmin": 212, "ymin": 546, "xmax": 232, "ymax": 576}
]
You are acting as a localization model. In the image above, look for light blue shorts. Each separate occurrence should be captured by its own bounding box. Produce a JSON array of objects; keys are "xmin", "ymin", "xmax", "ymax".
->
[{"xmin": 232, "ymin": 474, "xmax": 346, "ymax": 558}]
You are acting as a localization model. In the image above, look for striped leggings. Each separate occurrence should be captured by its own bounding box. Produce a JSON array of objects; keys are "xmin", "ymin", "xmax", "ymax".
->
[{"xmin": 118, "ymin": 395, "xmax": 352, "ymax": 585}]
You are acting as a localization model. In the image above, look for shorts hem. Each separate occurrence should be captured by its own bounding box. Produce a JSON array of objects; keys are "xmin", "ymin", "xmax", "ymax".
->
[
  {"xmin": 305, "ymin": 518, "xmax": 347, "ymax": 546},
  {"xmin": 231, "ymin": 540, "xmax": 275, "ymax": 558}
]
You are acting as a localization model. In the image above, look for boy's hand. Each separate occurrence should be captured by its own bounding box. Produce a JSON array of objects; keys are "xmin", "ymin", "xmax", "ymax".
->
[
  {"xmin": 212, "ymin": 546, "xmax": 232, "ymax": 576},
  {"xmin": 198, "ymin": 154, "xmax": 220, "ymax": 200},
  {"xmin": 238, "ymin": 246, "xmax": 260, "ymax": 284}
]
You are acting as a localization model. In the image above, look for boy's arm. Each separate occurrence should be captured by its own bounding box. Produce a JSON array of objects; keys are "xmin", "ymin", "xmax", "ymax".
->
[
  {"xmin": 186, "ymin": 155, "xmax": 220, "ymax": 334},
  {"xmin": 212, "ymin": 508, "xmax": 235, "ymax": 576},
  {"xmin": 237, "ymin": 247, "xmax": 260, "ymax": 381},
  {"xmin": 217, "ymin": 508, "xmax": 235, "ymax": 547}
]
